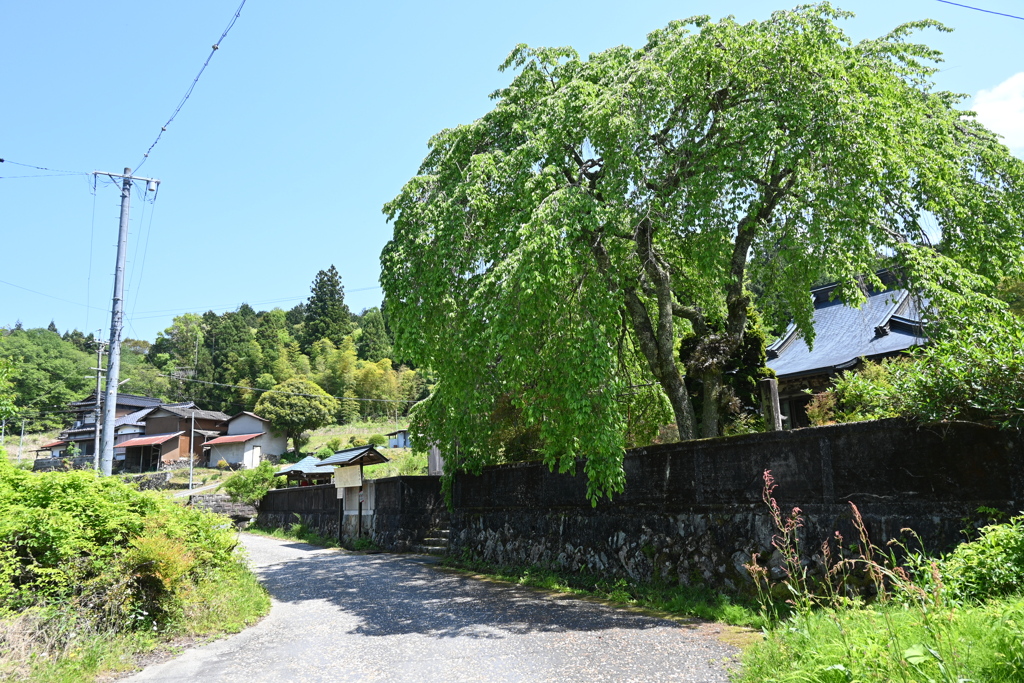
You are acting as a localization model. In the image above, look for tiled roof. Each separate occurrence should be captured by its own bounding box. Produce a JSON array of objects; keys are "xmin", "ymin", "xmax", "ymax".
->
[
  {"xmin": 148, "ymin": 405, "xmax": 231, "ymax": 422},
  {"xmin": 227, "ymin": 411, "xmax": 269, "ymax": 423},
  {"xmin": 203, "ymin": 433, "xmax": 263, "ymax": 446},
  {"xmin": 275, "ymin": 456, "xmax": 335, "ymax": 477},
  {"xmin": 69, "ymin": 393, "xmax": 164, "ymax": 409},
  {"xmin": 767, "ymin": 286, "xmax": 928, "ymax": 379},
  {"xmin": 40, "ymin": 439, "xmax": 65, "ymax": 449},
  {"xmin": 115, "ymin": 407, "xmax": 155, "ymax": 428},
  {"xmin": 317, "ymin": 445, "xmax": 389, "ymax": 467}
]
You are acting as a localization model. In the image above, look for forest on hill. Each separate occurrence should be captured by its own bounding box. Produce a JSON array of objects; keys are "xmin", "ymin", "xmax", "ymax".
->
[{"xmin": 0, "ymin": 265, "xmax": 427, "ymax": 432}]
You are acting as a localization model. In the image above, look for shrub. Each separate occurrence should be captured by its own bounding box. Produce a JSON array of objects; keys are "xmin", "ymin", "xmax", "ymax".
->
[
  {"xmin": 941, "ymin": 515, "xmax": 1024, "ymax": 602},
  {"xmin": 367, "ymin": 434, "xmax": 387, "ymax": 447},
  {"xmin": 314, "ymin": 445, "xmax": 334, "ymax": 460},
  {"xmin": 0, "ymin": 459, "xmax": 263, "ymax": 636},
  {"xmin": 220, "ymin": 461, "xmax": 277, "ymax": 505},
  {"xmin": 324, "ymin": 437, "xmax": 344, "ymax": 452},
  {"xmin": 348, "ymin": 436, "xmax": 368, "ymax": 447},
  {"xmin": 216, "ymin": 459, "xmax": 229, "ymax": 470}
]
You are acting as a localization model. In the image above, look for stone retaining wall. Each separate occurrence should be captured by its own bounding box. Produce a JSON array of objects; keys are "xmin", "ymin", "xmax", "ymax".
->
[{"xmin": 449, "ymin": 419, "xmax": 1023, "ymax": 591}]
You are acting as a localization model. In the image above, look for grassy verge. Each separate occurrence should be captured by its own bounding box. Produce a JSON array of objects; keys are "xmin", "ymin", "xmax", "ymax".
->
[
  {"xmin": 737, "ymin": 596, "xmax": 1024, "ymax": 682},
  {"xmin": 246, "ymin": 522, "xmax": 341, "ymax": 549},
  {"xmin": 11, "ymin": 562, "xmax": 269, "ymax": 683},
  {"xmin": 440, "ymin": 554, "xmax": 764, "ymax": 629}
]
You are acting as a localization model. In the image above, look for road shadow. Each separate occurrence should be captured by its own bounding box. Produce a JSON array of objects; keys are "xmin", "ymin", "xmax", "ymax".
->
[{"xmin": 256, "ymin": 552, "xmax": 688, "ymax": 640}]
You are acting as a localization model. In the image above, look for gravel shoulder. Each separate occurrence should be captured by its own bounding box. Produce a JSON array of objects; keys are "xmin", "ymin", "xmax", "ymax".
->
[{"xmin": 123, "ymin": 533, "xmax": 741, "ymax": 682}]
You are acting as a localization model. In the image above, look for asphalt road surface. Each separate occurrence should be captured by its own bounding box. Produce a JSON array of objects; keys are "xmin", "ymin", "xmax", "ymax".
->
[{"xmin": 124, "ymin": 534, "xmax": 740, "ymax": 682}]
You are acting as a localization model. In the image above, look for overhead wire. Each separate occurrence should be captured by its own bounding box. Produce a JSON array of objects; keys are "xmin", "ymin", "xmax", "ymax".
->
[
  {"xmin": 0, "ymin": 278, "xmax": 107, "ymax": 311},
  {"xmin": 0, "ymin": 158, "xmax": 89, "ymax": 175},
  {"xmin": 158, "ymin": 375, "xmax": 420, "ymax": 403},
  {"xmin": 135, "ymin": 0, "xmax": 248, "ymax": 171},
  {"xmin": 934, "ymin": 0, "xmax": 1024, "ymax": 20}
]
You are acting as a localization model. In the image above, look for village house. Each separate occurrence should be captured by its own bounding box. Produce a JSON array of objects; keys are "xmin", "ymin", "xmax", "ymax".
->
[
  {"xmin": 766, "ymin": 272, "xmax": 928, "ymax": 429},
  {"xmin": 203, "ymin": 411, "xmax": 288, "ymax": 469},
  {"xmin": 116, "ymin": 403, "xmax": 229, "ymax": 472},
  {"xmin": 44, "ymin": 393, "xmax": 164, "ymax": 458}
]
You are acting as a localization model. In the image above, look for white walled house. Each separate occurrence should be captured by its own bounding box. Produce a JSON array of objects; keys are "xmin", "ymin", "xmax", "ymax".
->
[{"xmin": 203, "ymin": 411, "xmax": 287, "ymax": 469}]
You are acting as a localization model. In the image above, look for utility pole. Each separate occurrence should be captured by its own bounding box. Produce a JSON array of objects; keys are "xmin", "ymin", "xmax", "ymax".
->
[
  {"xmin": 189, "ymin": 411, "xmax": 196, "ymax": 490},
  {"xmin": 17, "ymin": 418, "xmax": 25, "ymax": 462},
  {"xmin": 92, "ymin": 340, "xmax": 107, "ymax": 471},
  {"xmin": 94, "ymin": 168, "xmax": 159, "ymax": 475}
]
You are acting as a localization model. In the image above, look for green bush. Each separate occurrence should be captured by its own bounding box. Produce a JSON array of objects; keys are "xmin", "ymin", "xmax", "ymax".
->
[
  {"xmin": 220, "ymin": 461, "xmax": 277, "ymax": 505},
  {"xmin": 314, "ymin": 445, "xmax": 334, "ymax": 459},
  {"xmin": 0, "ymin": 461, "xmax": 239, "ymax": 613},
  {"xmin": 367, "ymin": 434, "xmax": 387, "ymax": 447},
  {"xmin": 941, "ymin": 514, "xmax": 1024, "ymax": 602}
]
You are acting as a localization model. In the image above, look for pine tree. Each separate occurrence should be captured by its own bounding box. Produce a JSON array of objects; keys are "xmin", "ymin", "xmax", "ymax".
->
[
  {"xmin": 302, "ymin": 265, "xmax": 352, "ymax": 351},
  {"xmin": 356, "ymin": 307, "xmax": 392, "ymax": 362},
  {"xmin": 46, "ymin": 321, "xmax": 58, "ymax": 334}
]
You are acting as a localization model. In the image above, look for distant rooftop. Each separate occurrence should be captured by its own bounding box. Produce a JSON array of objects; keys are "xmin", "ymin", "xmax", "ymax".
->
[
  {"xmin": 767, "ymin": 280, "xmax": 928, "ymax": 380},
  {"xmin": 70, "ymin": 393, "xmax": 164, "ymax": 409}
]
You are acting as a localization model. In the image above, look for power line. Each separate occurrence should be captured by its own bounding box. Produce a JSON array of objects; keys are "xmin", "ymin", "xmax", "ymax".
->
[
  {"xmin": 0, "ymin": 158, "xmax": 88, "ymax": 175},
  {"xmin": 0, "ymin": 278, "xmax": 107, "ymax": 311},
  {"xmin": 158, "ymin": 374, "xmax": 420, "ymax": 403},
  {"xmin": 934, "ymin": 0, "xmax": 1024, "ymax": 20},
  {"xmin": 135, "ymin": 0, "xmax": 248, "ymax": 171}
]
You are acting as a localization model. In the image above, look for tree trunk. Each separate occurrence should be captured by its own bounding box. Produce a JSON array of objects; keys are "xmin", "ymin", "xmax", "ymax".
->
[{"xmin": 701, "ymin": 370, "xmax": 722, "ymax": 438}]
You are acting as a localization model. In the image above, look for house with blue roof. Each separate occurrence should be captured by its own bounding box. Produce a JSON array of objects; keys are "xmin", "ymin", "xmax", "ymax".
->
[{"xmin": 766, "ymin": 272, "xmax": 928, "ymax": 429}]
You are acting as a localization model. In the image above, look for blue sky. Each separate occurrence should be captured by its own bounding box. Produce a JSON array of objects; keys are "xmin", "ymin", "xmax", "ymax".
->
[{"xmin": 2, "ymin": 0, "xmax": 1021, "ymax": 342}]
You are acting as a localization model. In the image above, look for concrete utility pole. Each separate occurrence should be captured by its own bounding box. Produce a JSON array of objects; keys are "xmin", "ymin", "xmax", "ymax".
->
[
  {"xmin": 92, "ymin": 341, "xmax": 106, "ymax": 471},
  {"xmin": 94, "ymin": 168, "xmax": 160, "ymax": 475},
  {"xmin": 17, "ymin": 419, "xmax": 25, "ymax": 462}
]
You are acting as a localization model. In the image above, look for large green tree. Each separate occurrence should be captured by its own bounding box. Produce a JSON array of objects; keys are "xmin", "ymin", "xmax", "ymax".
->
[
  {"xmin": 253, "ymin": 377, "xmax": 339, "ymax": 454},
  {"xmin": 302, "ymin": 266, "xmax": 352, "ymax": 351},
  {"xmin": 381, "ymin": 6, "xmax": 1024, "ymax": 500},
  {"xmin": 356, "ymin": 307, "xmax": 393, "ymax": 362}
]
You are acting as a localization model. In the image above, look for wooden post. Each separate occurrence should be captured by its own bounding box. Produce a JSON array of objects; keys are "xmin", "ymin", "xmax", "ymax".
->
[
  {"xmin": 342, "ymin": 491, "xmax": 350, "ymax": 544},
  {"xmin": 760, "ymin": 378, "xmax": 783, "ymax": 432},
  {"xmin": 358, "ymin": 463, "xmax": 364, "ymax": 538}
]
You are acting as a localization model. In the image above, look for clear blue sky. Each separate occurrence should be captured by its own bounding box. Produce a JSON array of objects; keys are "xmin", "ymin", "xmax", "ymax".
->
[{"xmin": 2, "ymin": 0, "xmax": 1021, "ymax": 341}]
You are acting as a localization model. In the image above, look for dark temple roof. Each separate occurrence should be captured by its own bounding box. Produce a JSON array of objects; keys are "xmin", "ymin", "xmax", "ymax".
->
[
  {"xmin": 767, "ymin": 284, "xmax": 928, "ymax": 380},
  {"xmin": 69, "ymin": 393, "xmax": 164, "ymax": 409}
]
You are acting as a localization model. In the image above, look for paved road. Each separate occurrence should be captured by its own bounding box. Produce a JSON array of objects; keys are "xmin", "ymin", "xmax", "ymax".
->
[{"xmin": 125, "ymin": 534, "xmax": 739, "ymax": 682}]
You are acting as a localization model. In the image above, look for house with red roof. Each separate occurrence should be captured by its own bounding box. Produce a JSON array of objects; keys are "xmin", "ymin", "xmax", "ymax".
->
[{"xmin": 203, "ymin": 411, "xmax": 288, "ymax": 469}]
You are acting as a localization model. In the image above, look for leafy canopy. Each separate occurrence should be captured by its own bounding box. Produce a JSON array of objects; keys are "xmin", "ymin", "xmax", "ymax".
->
[
  {"xmin": 382, "ymin": 5, "xmax": 1024, "ymax": 501},
  {"xmin": 254, "ymin": 377, "xmax": 339, "ymax": 452}
]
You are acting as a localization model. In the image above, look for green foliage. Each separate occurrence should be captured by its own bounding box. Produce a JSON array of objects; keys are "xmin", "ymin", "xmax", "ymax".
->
[
  {"xmin": 739, "ymin": 471, "xmax": 1024, "ymax": 682},
  {"xmin": 254, "ymin": 377, "xmax": 340, "ymax": 453},
  {"xmin": 220, "ymin": 461, "xmax": 278, "ymax": 505},
  {"xmin": 941, "ymin": 515, "xmax": 1024, "ymax": 603},
  {"xmin": 0, "ymin": 460, "xmax": 249, "ymax": 622},
  {"xmin": 314, "ymin": 445, "xmax": 334, "ymax": 459},
  {"xmin": 381, "ymin": 6, "xmax": 1024, "ymax": 501},
  {"xmin": 367, "ymin": 433, "xmax": 387, "ymax": 447},
  {"xmin": 302, "ymin": 265, "xmax": 353, "ymax": 352},
  {"xmin": 0, "ymin": 357, "xmax": 16, "ymax": 421},
  {"xmin": 356, "ymin": 307, "xmax": 393, "ymax": 362},
  {"xmin": 0, "ymin": 328, "xmax": 92, "ymax": 431}
]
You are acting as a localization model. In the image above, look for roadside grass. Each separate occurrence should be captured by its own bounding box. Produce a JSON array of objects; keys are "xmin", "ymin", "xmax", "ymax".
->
[
  {"xmin": 735, "ymin": 470, "xmax": 1024, "ymax": 681},
  {"xmin": 440, "ymin": 555, "xmax": 764, "ymax": 629},
  {"xmin": 13, "ymin": 561, "xmax": 270, "ymax": 683},
  {"xmin": 246, "ymin": 521, "xmax": 341, "ymax": 548},
  {"xmin": 737, "ymin": 596, "xmax": 1024, "ymax": 682}
]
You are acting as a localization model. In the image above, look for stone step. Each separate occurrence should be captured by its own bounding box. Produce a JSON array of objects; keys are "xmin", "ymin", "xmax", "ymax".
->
[{"xmin": 410, "ymin": 544, "xmax": 447, "ymax": 556}]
